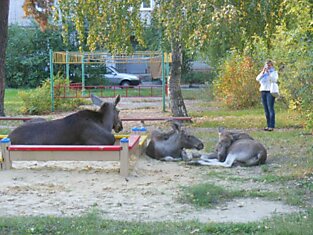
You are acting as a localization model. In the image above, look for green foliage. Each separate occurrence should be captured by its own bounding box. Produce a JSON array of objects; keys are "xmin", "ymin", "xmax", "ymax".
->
[
  {"xmin": 238, "ymin": 0, "xmax": 313, "ymax": 132},
  {"xmin": 213, "ymin": 52, "xmax": 260, "ymax": 109},
  {"xmin": 182, "ymin": 71, "xmax": 215, "ymax": 86},
  {"xmin": 56, "ymin": 0, "xmax": 145, "ymax": 53},
  {"xmin": 189, "ymin": 0, "xmax": 284, "ymax": 67},
  {"xmin": 269, "ymin": 0, "xmax": 313, "ymax": 132},
  {"xmin": 5, "ymin": 24, "xmax": 72, "ymax": 88},
  {"xmin": 19, "ymin": 84, "xmax": 51, "ymax": 115},
  {"xmin": 19, "ymin": 75, "xmax": 86, "ymax": 114},
  {"xmin": 180, "ymin": 183, "xmax": 235, "ymax": 208},
  {"xmin": 137, "ymin": 19, "xmax": 168, "ymax": 51}
]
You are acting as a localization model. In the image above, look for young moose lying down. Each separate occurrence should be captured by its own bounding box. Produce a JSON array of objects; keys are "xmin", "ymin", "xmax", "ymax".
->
[
  {"xmin": 189, "ymin": 128, "xmax": 267, "ymax": 167},
  {"xmin": 145, "ymin": 122, "xmax": 204, "ymax": 161}
]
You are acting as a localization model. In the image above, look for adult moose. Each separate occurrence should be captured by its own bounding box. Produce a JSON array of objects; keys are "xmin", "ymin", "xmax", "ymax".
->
[
  {"xmin": 146, "ymin": 122, "xmax": 204, "ymax": 161},
  {"xmin": 189, "ymin": 128, "xmax": 267, "ymax": 167},
  {"xmin": 8, "ymin": 95, "xmax": 122, "ymax": 145}
]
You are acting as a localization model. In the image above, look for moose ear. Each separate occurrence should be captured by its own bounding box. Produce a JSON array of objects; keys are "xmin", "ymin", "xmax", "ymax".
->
[
  {"xmin": 114, "ymin": 95, "xmax": 121, "ymax": 106},
  {"xmin": 218, "ymin": 127, "xmax": 225, "ymax": 134},
  {"xmin": 91, "ymin": 94, "xmax": 103, "ymax": 107},
  {"xmin": 218, "ymin": 127, "xmax": 226, "ymax": 139}
]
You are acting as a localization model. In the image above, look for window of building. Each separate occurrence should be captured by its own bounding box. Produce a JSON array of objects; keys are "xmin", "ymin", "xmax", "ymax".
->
[{"xmin": 141, "ymin": 0, "xmax": 152, "ymax": 10}]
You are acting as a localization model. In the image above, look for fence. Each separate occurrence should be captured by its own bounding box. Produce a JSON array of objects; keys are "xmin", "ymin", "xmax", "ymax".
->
[{"xmin": 55, "ymin": 84, "xmax": 165, "ymax": 98}]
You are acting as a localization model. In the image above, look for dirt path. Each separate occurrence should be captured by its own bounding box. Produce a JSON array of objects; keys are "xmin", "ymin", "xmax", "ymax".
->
[
  {"xmin": 0, "ymin": 97, "xmax": 302, "ymax": 222},
  {"xmin": 0, "ymin": 157, "xmax": 300, "ymax": 222}
]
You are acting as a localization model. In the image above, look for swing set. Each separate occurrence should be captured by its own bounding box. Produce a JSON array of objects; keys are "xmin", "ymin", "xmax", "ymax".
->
[{"xmin": 49, "ymin": 50, "xmax": 171, "ymax": 112}]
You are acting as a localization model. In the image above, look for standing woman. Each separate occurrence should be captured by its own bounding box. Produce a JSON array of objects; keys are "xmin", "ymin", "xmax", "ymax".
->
[{"xmin": 256, "ymin": 60, "xmax": 279, "ymax": 131}]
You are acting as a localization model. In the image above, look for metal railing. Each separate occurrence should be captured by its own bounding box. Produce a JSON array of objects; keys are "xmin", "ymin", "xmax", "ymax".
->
[{"xmin": 54, "ymin": 84, "xmax": 165, "ymax": 98}]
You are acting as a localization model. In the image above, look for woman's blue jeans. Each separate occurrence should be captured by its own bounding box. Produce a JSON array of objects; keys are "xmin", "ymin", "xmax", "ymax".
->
[{"xmin": 261, "ymin": 91, "xmax": 276, "ymax": 128}]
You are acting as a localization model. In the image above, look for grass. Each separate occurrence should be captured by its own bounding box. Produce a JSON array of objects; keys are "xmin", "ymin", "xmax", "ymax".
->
[
  {"xmin": 179, "ymin": 183, "xmax": 235, "ymax": 208},
  {"xmin": 4, "ymin": 88, "xmax": 29, "ymax": 116},
  {"xmin": 191, "ymin": 107, "xmax": 304, "ymax": 129},
  {"xmin": 0, "ymin": 214, "xmax": 268, "ymax": 235},
  {"xmin": 182, "ymin": 86, "xmax": 214, "ymax": 101},
  {"xmin": 179, "ymin": 182, "xmax": 280, "ymax": 208},
  {"xmin": 179, "ymin": 182, "xmax": 281, "ymax": 208},
  {"xmin": 203, "ymin": 169, "xmax": 313, "ymax": 207},
  {"xmin": 0, "ymin": 209, "xmax": 313, "ymax": 235}
]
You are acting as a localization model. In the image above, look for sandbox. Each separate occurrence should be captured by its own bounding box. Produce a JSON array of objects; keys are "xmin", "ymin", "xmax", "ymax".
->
[{"xmin": 0, "ymin": 135, "xmax": 144, "ymax": 177}]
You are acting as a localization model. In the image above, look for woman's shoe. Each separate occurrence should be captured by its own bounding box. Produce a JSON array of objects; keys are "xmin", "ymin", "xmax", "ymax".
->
[
  {"xmin": 267, "ymin": 128, "xmax": 274, "ymax": 131},
  {"xmin": 264, "ymin": 127, "xmax": 269, "ymax": 131}
]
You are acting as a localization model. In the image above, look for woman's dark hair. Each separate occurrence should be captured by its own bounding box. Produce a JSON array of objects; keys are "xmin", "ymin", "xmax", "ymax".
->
[{"xmin": 266, "ymin": 60, "xmax": 274, "ymax": 66}]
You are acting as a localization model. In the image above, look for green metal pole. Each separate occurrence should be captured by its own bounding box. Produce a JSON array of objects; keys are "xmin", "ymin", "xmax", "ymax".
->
[
  {"xmin": 66, "ymin": 51, "xmax": 70, "ymax": 95},
  {"xmin": 161, "ymin": 52, "xmax": 165, "ymax": 112},
  {"xmin": 49, "ymin": 49, "xmax": 54, "ymax": 112},
  {"xmin": 166, "ymin": 55, "xmax": 170, "ymax": 91},
  {"xmin": 81, "ymin": 53, "xmax": 85, "ymax": 96}
]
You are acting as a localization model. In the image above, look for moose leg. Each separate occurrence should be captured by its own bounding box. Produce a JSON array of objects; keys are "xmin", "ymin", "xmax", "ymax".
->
[
  {"xmin": 200, "ymin": 152, "xmax": 218, "ymax": 160},
  {"xmin": 189, "ymin": 154, "xmax": 237, "ymax": 167},
  {"xmin": 83, "ymin": 129, "xmax": 116, "ymax": 145},
  {"xmin": 220, "ymin": 154, "xmax": 237, "ymax": 167},
  {"xmin": 160, "ymin": 156, "xmax": 182, "ymax": 162},
  {"xmin": 160, "ymin": 150, "xmax": 191, "ymax": 162},
  {"xmin": 187, "ymin": 158, "xmax": 222, "ymax": 166},
  {"xmin": 240, "ymin": 152, "xmax": 265, "ymax": 166},
  {"xmin": 187, "ymin": 158, "xmax": 218, "ymax": 166},
  {"xmin": 181, "ymin": 150, "xmax": 193, "ymax": 161}
]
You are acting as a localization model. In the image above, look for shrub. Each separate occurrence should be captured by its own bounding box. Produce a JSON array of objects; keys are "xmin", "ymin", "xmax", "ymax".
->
[
  {"xmin": 213, "ymin": 52, "xmax": 260, "ymax": 109},
  {"xmin": 270, "ymin": 18, "xmax": 313, "ymax": 133},
  {"xmin": 241, "ymin": 1, "xmax": 313, "ymax": 133},
  {"xmin": 182, "ymin": 71, "xmax": 215, "ymax": 86},
  {"xmin": 5, "ymin": 24, "xmax": 70, "ymax": 88},
  {"xmin": 19, "ymin": 76, "xmax": 86, "ymax": 114},
  {"xmin": 180, "ymin": 183, "xmax": 235, "ymax": 208}
]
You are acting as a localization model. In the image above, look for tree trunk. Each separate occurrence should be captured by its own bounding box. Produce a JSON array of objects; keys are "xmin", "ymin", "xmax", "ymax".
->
[
  {"xmin": 0, "ymin": 0, "xmax": 9, "ymax": 116},
  {"xmin": 168, "ymin": 38, "xmax": 188, "ymax": 117}
]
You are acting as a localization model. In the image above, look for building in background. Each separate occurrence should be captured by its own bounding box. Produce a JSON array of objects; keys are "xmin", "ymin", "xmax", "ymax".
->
[
  {"xmin": 140, "ymin": 0, "xmax": 155, "ymax": 25},
  {"xmin": 9, "ymin": 0, "xmax": 155, "ymax": 26},
  {"xmin": 9, "ymin": 0, "xmax": 32, "ymax": 26}
]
